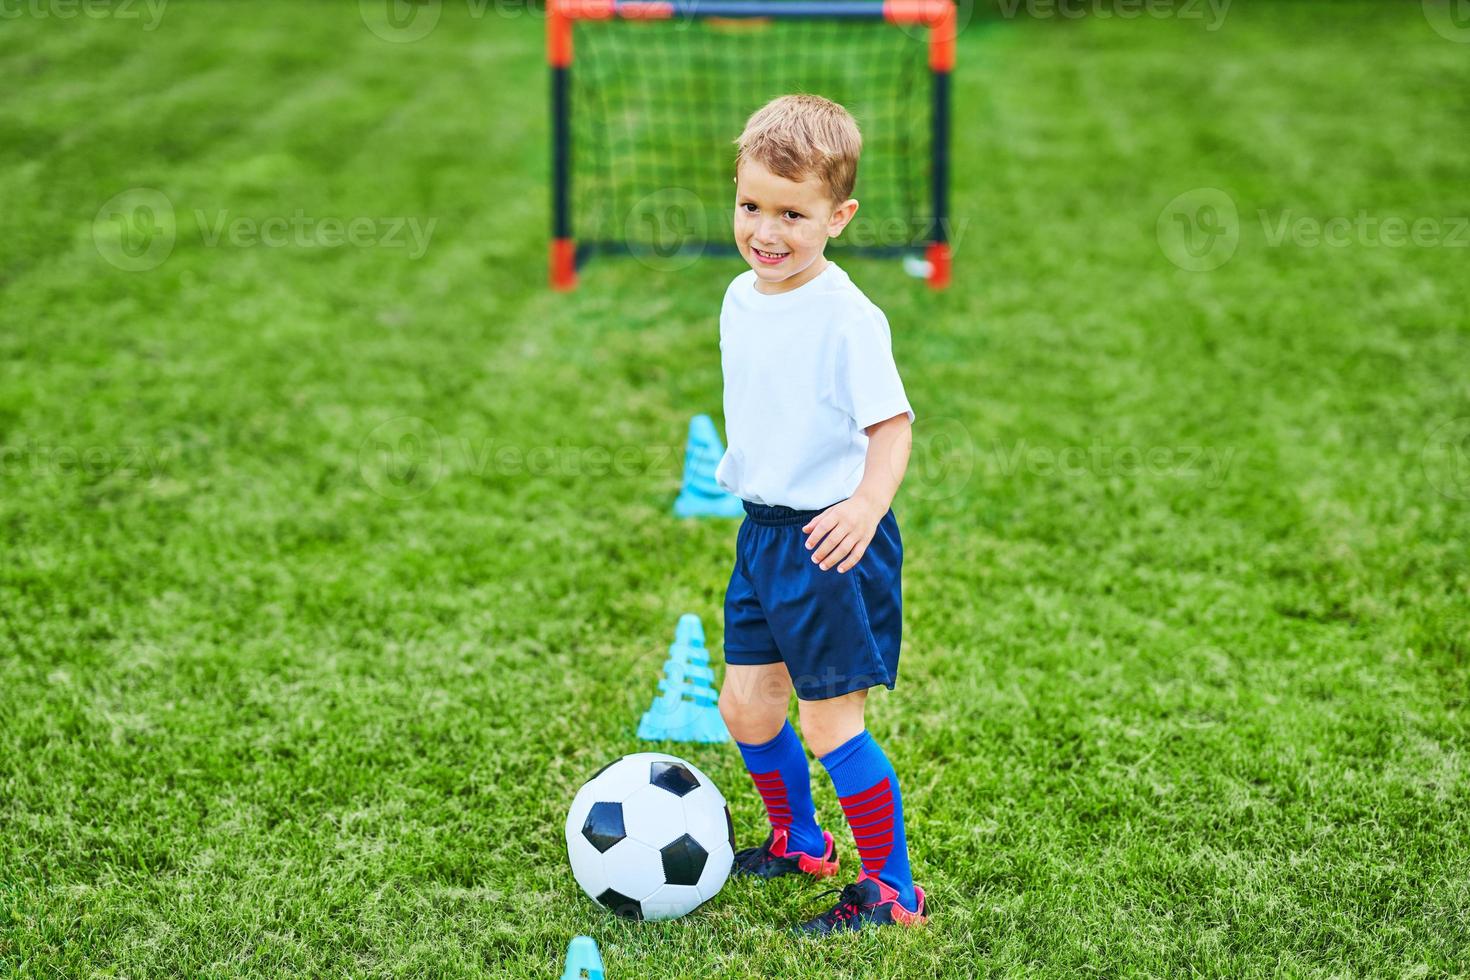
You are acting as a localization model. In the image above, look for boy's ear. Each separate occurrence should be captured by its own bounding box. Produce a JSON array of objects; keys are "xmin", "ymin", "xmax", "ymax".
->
[{"xmin": 827, "ymin": 198, "xmax": 859, "ymax": 239}]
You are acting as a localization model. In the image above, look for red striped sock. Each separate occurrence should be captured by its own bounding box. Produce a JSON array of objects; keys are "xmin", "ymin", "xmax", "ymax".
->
[
  {"xmin": 821, "ymin": 729, "xmax": 917, "ymax": 911},
  {"xmin": 735, "ymin": 720, "xmax": 826, "ymax": 857}
]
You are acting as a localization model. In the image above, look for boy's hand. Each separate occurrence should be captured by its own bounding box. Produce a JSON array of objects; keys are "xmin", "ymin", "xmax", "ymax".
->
[{"xmin": 802, "ymin": 494, "xmax": 885, "ymax": 574}]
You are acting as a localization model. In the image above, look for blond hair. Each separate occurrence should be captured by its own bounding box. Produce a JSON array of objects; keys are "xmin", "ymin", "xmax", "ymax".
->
[{"xmin": 733, "ymin": 94, "xmax": 862, "ymax": 207}]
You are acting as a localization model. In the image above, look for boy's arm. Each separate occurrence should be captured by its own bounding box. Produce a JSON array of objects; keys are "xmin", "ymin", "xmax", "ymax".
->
[{"xmin": 802, "ymin": 412, "xmax": 913, "ymax": 574}]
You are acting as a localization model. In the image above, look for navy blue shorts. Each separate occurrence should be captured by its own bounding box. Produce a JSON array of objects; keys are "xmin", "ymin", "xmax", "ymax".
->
[{"xmin": 723, "ymin": 500, "xmax": 903, "ymax": 701}]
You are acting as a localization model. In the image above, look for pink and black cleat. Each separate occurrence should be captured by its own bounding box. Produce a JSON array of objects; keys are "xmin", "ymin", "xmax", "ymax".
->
[
  {"xmin": 795, "ymin": 874, "xmax": 929, "ymax": 935},
  {"xmin": 731, "ymin": 828, "xmax": 841, "ymax": 880}
]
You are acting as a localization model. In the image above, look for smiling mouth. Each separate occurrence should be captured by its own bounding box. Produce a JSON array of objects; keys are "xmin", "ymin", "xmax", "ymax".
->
[{"xmin": 752, "ymin": 247, "xmax": 788, "ymax": 260}]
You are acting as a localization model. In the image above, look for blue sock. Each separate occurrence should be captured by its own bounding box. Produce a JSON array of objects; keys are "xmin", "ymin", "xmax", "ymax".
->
[
  {"xmin": 820, "ymin": 730, "xmax": 917, "ymax": 912},
  {"xmin": 736, "ymin": 720, "xmax": 826, "ymax": 858}
]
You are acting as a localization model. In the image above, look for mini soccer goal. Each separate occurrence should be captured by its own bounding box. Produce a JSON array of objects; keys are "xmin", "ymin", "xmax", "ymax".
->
[{"xmin": 548, "ymin": 0, "xmax": 956, "ymax": 290}]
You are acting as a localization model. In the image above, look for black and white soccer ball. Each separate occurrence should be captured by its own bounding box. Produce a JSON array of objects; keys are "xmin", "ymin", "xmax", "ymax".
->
[{"xmin": 565, "ymin": 752, "xmax": 734, "ymax": 921}]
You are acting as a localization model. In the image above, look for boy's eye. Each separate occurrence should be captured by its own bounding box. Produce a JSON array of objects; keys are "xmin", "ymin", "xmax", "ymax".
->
[{"xmin": 739, "ymin": 203, "xmax": 802, "ymax": 221}]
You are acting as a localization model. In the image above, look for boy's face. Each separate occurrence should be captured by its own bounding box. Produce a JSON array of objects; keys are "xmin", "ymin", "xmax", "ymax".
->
[{"xmin": 733, "ymin": 159, "xmax": 858, "ymax": 294}]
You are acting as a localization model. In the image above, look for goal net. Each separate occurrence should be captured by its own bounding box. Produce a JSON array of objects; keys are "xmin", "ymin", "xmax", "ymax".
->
[{"xmin": 549, "ymin": 0, "xmax": 955, "ymax": 289}]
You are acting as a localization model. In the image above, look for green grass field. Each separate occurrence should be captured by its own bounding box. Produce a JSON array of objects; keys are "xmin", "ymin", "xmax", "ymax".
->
[{"xmin": 4, "ymin": 1, "xmax": 1469, "ymax": 976}]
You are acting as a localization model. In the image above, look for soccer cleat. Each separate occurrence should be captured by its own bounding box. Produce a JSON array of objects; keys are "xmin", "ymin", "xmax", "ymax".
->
[
  {"xmin": 732, "ymin": 828, "xmax": 840, "ymax": 880},
  {"xmin": 794, "ymin": 874, "xmax": 929, "ymax": 935}
]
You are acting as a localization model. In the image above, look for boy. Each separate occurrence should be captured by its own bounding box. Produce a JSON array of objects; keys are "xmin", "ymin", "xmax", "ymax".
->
[{"xmin": 715, "ymin": 94, "xmax": 928, "ymax": 935}]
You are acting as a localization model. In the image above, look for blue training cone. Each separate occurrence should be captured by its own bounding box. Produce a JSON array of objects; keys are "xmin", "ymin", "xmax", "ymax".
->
[
  {"xmin": 673, "ymin": 414, "xmax": 745, "ymax": 518},
  {"xmin": 637, "ymin": 614, "xmax": 730, "ymax": 743},
  {"xmin": 560, "ymin": 936, "xmax": 604, "ymax": 980}
]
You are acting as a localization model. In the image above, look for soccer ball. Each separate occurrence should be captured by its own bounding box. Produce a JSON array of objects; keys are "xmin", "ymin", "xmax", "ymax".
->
[{"xmin": 565, "ymin": 752, "xmax": 735, "ymax": 921}]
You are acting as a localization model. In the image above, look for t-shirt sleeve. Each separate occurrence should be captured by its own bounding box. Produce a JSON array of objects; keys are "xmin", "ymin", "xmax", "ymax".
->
[{"xmin": 837, "ymin": 303, "xmax": 915, "ymax": 431}]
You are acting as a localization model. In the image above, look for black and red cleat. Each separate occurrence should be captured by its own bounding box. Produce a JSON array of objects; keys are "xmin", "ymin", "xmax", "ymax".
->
[
  {"xmin": 732, "ymin": 828, "xmax": 840, "ymax": 880},
  {"xmin": 795, "ymin": 874, "xmax": 929, "ymax": 935}
]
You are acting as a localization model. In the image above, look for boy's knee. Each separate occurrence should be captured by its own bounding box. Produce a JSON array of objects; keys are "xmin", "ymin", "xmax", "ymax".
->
[
  {"xmin": 797, "ymin": 693, "xmax": 867, "ymax": 758},
  {"xmin": 717, "ymin": 684, "xmax": 741, "ymax": 724},
  {"xmin": 720, "ymin": 685, "xmax": 784, "ymax": 745},
  {"xmin": 798, "ymin": 717, "xmax": 844, "ymax": 758}
]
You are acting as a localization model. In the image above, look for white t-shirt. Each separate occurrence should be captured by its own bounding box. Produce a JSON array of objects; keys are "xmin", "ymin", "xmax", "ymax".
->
[{"xmin": 715, "ymin": 261, "xmax": 914, "ymax": 510}]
